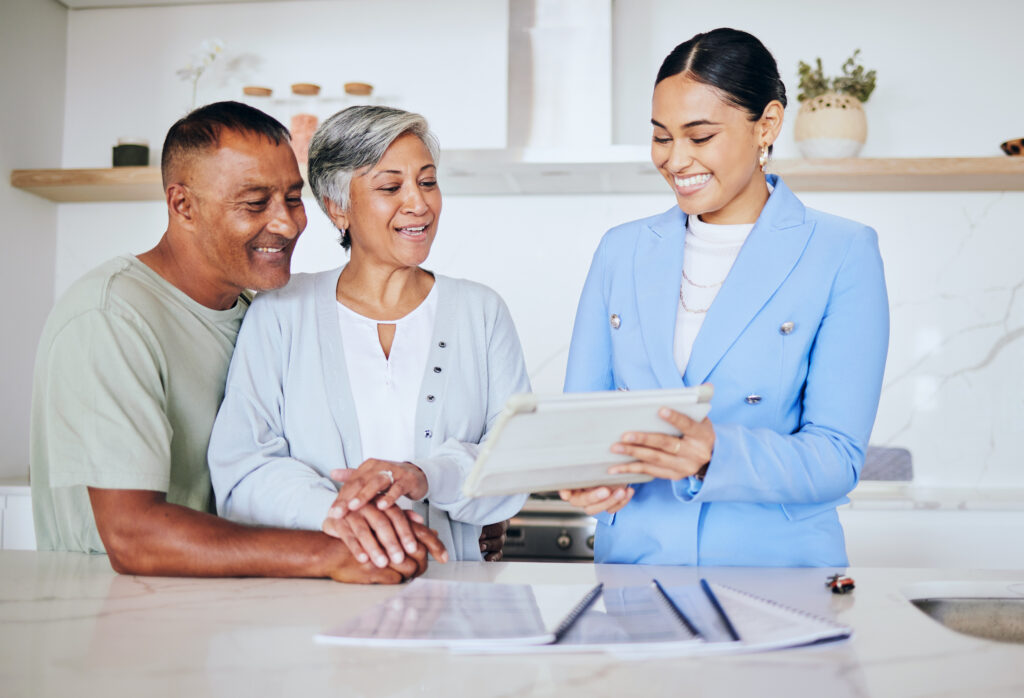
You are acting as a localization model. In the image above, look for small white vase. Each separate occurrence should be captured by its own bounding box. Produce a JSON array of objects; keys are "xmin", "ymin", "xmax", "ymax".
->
[{"xmin": 794, "ymin": 93, "xmax": 867, "ymax": 158}]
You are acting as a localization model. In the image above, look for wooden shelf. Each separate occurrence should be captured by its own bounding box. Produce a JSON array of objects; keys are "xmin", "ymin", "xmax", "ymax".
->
[{"xmin": 11, "ymin": 156, "xmax": 1024, "ymax": 201}]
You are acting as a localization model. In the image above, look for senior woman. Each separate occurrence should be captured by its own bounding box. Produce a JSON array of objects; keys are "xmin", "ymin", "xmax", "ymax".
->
[
  {"xmin": 561, "ymin": 28, "xmax": 889, "ymax": 567},
  {"xmin": 208, "ymin": 106, "xmax": 528, "ymax": 571}
]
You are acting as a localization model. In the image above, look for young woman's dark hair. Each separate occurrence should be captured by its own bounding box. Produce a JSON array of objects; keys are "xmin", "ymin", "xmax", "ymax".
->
[{"xmin": 656, "ymin": 28, "xmax": 787, "ymax": 150}]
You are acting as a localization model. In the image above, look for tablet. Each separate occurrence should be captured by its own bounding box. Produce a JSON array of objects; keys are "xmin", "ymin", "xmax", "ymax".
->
[{"xmin": 462, "ymin": 385, "xmax": 713, "ymax": 497}]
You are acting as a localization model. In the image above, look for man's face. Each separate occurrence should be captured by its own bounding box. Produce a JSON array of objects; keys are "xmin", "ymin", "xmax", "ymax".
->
[{"xmin": 185, "ymin": 130, "xmax": 306, "ymax": 295}]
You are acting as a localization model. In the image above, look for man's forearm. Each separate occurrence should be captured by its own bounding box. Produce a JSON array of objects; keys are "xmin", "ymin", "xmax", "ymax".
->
[{"xmin": 87, "ymin": 488, "xmax": 414, "ymax": 582}]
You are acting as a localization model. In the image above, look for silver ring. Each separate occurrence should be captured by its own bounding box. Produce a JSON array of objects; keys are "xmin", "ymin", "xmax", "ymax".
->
[{"xmin": 380, "ymin": 470, "xmax": 395, "ymax": 485}]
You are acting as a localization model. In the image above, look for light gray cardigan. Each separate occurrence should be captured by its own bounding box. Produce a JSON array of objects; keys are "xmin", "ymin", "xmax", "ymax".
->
[{"xmin": 208, "ymin": 268, "xmax": 529, "ymax": 560}]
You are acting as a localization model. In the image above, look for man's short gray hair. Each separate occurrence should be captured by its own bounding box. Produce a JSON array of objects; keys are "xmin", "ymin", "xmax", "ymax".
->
[{"xmin": 308, "ymin": 105, "xmax": 440, "ymax": 249}]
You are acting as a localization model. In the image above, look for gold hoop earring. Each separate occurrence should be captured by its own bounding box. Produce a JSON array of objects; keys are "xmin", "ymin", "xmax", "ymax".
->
[{"xmin": 758, "ymin": 146, "xmax": 769, "ymax": 173}]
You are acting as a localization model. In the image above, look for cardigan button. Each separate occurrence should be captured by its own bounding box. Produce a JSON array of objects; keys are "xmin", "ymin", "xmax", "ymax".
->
[
  {"xmin": 745, "ymin": 394, "xmax": 762, "ymax": 405},
  {"xmin": 426, "ymin": 395, "xmax": 435, "ymax": 402},
  {"xmin": 424, "ymin": 429, "xmax": 432, "ymax": 438},
  {"xmin": 433, "ymin": 366, "xmax": 442, "ymax": 373},
  {"xmin": 438, "ymin": 341, "xmax": 447, "ymax": 348},
  {"xmin": 779, "ymin": 321, "xmax": 795, "ymax": 335}
]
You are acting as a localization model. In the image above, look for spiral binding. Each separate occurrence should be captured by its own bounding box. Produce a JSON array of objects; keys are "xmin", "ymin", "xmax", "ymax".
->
[
  {"xmin": 650, "ymin": 579, "xmax": 701, "ymax": 638},
  {"xmin": 552, "ymin": 582, "xmax": 604, "ymax": 641},
  {"xmin": 712, "ymin": 582, "xmax": 848, "ymax": 631}
]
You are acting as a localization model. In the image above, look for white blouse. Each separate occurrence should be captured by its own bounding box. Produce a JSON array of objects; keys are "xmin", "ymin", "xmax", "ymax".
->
[
  {"xmin": 336, "ymin": 285, "xmax": 438, "ymax": 496},
  {"xmin": 674, "ymin": 214, "xmax": 754, "ymax": 376}
]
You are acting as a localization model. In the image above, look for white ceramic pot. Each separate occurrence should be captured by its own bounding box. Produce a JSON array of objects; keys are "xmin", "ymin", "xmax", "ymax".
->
[{"xmin": 794, "ymin": 92, "xmax": 867, "ymax": 158}]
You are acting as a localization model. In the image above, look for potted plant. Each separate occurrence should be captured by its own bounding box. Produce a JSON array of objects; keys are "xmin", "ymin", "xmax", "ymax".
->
[{"xmin": 794, "ymin": 50, "xmax": 877, "ymax": 158}]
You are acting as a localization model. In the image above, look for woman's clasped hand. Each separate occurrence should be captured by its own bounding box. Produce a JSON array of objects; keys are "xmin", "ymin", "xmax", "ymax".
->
[{"xmin": 322, "ymin": 460, "xmax": 448, "ymax": 568}]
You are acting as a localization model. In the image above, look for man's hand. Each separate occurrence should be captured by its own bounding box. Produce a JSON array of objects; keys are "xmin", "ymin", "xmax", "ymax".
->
[
  {"xmin": 322, "ymin": 503, "xmax": 448, "ymax": 567},
  {"xmin": 85, "ymin": 487, "xmax": 423, "ymax": 583},
  {"xmin": 479, "ymin": 520, "xmax": 509, "ymax": 561},
  {"xmin": 321, "ymin": 536, "xmax": 429, "ymax": 584},
  {"xmin": 330, "ymin": 460, "xmax": 428, "ymax": 515}
]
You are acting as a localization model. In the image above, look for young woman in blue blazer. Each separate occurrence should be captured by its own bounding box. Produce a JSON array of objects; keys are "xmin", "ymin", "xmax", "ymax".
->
[{"xmin": 560, "ymin": 28, "xmax": 889, "ymax": 566}]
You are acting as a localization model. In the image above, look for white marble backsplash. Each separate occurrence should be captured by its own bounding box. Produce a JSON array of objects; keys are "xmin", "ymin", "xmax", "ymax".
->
[{"xmin": 802, "ymin": 192, "xmax": 1024, "ymax": 489}]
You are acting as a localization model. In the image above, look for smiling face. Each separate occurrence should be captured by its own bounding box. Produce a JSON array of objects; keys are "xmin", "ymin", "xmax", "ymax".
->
[
  {"xmin": 333, "ymin": 132, "xmax": 441, "ymax": 270},
  {"xmin": 184, "ymin": 129, "xmax": 307, "ymax": 298},
  {"xmin": 651, "ymin": 74, "xmax": 781, "ymax": 224}
]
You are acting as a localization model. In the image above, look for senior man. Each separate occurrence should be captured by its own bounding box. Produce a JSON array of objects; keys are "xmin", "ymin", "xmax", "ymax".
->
[{"xmin": 29, "ymin": 102, "xmax": 500, "ymax": 583}]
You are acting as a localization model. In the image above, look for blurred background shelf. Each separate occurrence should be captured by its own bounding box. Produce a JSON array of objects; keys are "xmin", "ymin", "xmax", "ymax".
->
[{"xmin": 11, "ymin": 155, "xmax": 1024, "ymax": 201}]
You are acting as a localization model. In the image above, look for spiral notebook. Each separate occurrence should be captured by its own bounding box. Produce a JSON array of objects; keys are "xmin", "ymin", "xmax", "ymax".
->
[
  {"xmin": 315, "ymin": 578, "xmax": 850, "ymax": 654},
  {"xmin": 314, "ymin": 579, "xmax": 603, "ymax": 649},
  {"xmin": 655, "ymin": 579, "xmax": 853, "ymax": 653}
]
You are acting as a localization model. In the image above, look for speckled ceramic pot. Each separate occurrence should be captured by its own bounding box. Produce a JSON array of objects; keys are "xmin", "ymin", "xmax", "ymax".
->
[{"xmin": 794, "ymin": 92, "xmax": 867, "ymax": 158}]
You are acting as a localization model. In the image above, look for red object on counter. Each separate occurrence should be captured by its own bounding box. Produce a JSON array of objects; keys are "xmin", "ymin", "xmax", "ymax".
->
[{"xmin": 827, "ymin": 574, "xmax": 855, "ymax": 594}]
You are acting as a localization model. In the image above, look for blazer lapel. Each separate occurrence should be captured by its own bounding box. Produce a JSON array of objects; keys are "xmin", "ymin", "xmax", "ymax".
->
[
  {"xmin": 316, "ymin": 267, "xmax": 364, "ymax": 467},
  {"xmin": 635, "ymin": 206, "xmax": 687, "ymax": 388},
  {"xmin": 683, "ymin": 177, "xmax": 814, "ymax": 386}
]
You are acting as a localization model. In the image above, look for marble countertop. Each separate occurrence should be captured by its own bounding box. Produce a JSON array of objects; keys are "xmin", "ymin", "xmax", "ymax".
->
[{"xmin": 1, "ymin": 553, "xmax": 1023, "ymax": 697}]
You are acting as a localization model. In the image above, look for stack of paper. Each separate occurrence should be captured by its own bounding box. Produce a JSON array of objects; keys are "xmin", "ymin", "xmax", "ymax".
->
[{"xmin": 315, "ymin": 577, "xmax": 851, "ymax": 654}]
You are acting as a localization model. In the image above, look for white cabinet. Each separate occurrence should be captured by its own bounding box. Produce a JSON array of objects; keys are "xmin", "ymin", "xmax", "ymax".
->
[{"xmin": 0, "ymin": 484, "xmax": 36, "ymax": 550}]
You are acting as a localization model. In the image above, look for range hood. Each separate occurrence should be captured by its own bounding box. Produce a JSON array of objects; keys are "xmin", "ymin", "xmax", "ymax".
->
[{"xmin": 436, "ymin": 0, "xmax": 668, "ymax": 195}]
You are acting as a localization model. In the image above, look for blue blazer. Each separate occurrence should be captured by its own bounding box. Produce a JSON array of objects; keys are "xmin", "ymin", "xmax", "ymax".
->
[{"xmin": 564, "ymin": 176, "xmax": 889, "ymax": 566}]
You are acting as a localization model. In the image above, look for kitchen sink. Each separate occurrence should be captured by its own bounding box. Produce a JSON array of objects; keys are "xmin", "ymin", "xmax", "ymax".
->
[
  {"xmin": 904, "ymin": 582, "xmax": 1024, "ymax": 644},
  {"xmin": 911, "ymin": 598, "xmax": 1024, "ymax": 644}
]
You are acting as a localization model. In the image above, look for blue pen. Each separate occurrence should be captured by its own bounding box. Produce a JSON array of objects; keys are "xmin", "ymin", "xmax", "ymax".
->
[{"xmin": 700, "ymin": 578, "xmax": 741, "ymax": 642}]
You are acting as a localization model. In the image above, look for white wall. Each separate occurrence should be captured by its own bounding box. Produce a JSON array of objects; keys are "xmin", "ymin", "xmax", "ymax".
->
[
  {"xmin": 60, "ymin": 0, "xmax": 508, "ymax": 168},
  {"xmin": 34, "ymin": 0, "xmax": 1024, "ymax": 494},
  {"xmin": 612, "ymin": 0, "xmax": 1024, "ymax": 156},
  {"xmin": 0, "ymin": 0, "xmax": 67, "ymax": 480}
]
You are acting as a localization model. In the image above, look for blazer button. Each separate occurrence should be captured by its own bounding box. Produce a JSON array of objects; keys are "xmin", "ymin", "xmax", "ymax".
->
[
  {"xmin": 426, "ymin": 395, "xmax": 435, "ymax": 402},
  {"xmin": 745, "ymin": 394, "xmax": 762, "ymax": 405},
  {"xmin": 779, "ymin": 321, "xmax": 795, "ymax": 335},
  {"xmin": 610, "ymin": 314, "xmax": 621, "ymax": 329},
  {"xmin": 433, "ymin": 366, "xmax": 442, "ymax": 373}
]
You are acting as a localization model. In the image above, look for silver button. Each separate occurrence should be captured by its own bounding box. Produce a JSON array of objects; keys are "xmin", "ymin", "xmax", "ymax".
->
[
  {"xmin": 610, "ymin": 314, "xmax": 621, "ymax": 329},
  {"xmin": 779, "ymin": 321, "xmax": 795, "ymax": 335},
  {"xmin": 745, "ymin": 394, "xmax": 762, "ymax": 405}
]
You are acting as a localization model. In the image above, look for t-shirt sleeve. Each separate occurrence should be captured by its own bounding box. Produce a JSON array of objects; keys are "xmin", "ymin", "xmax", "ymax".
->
[{"xmin": 39, "ymin": 309, "xmax": 173, "ymax": 492}]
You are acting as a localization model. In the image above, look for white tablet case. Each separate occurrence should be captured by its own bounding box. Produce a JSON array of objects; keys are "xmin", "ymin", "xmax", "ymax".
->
[{"xmin": 463, "ymin": 386, "xmax": 713, "ymax": 497}]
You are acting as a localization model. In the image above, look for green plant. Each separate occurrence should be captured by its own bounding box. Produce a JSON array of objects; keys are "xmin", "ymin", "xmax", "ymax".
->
[{"xmin": 797, "ymin": 50, "xmax": 877, "ymax": 103}]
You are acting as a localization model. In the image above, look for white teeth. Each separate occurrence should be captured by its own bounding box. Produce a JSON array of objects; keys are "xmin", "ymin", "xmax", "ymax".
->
[
  {"xmin": 398, "ymin": 226, "xmax": 426, "ymax": 234},
  {"xmin": 254, "ymin": 247, "xmax": 283, "ymax": 253},
  {"xmin": 674, "ymin": 173, "xmax": 712, "ymax": 189}
]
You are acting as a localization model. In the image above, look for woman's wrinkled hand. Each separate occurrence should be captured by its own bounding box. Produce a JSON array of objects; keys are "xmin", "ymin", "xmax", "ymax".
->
[
  {"xmin": 558, "ymin": 485, "xmax": 635, "ymax": 516},
  {"xmin": 608, "ymin": 407, "xmax": 715, "ymax": 481},
  {"xmin": 322, "ymin": 503, "xmax": 448, "ymax": 568},
  {"xmin": 330, "ymin": 459, "xmax": 428, "ymax": 516}
]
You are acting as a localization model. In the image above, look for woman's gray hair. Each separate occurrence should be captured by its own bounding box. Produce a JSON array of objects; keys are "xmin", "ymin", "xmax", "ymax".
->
[{"xmin": 308, "ymin": 105, "xmax": 440, "ymax": 249}]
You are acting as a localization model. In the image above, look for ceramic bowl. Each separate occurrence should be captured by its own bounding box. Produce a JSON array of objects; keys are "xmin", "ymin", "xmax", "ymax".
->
[{"xmin": 1000, "ymin": 138, "xmax": 1024, "ymax": 156}]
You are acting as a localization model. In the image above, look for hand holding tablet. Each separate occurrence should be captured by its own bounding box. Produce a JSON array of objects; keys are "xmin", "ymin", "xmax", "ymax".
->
[{"xmin": 462, "ymin": 385, "xmax": 713, "ymax": 498}]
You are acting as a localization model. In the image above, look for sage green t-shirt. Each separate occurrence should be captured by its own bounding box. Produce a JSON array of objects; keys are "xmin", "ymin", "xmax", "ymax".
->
[{"xmin": 30, "ymin": 256, "xmax": 249, "ymax": 552}]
